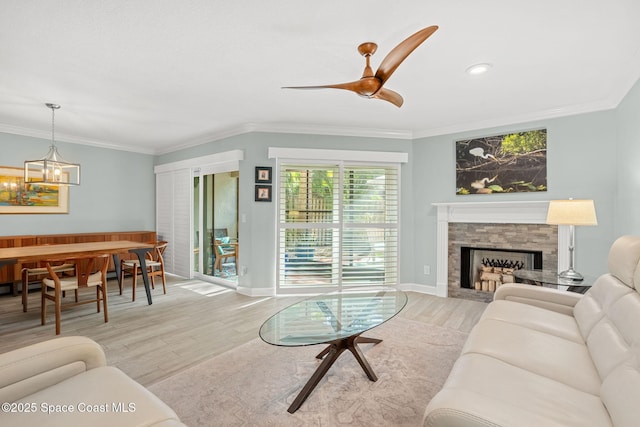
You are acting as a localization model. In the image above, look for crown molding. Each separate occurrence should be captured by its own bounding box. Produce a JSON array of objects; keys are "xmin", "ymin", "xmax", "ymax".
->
[
  {"xmin": 412, "ymin": 98, "xmax": 620, "ymax": 140},
  {"xmin": 154, "ymin": 123, "xmax": 258, "ymax": 155},
  {"xmin": 0, "ymin": 123, "xmax": 157, "ymax": 155},
  {"xmin": 2, "ymin": 90, "xmax": 634, "ymax": 156},
  {"xmin": 155, "ymin": 122, "xmax": 413, "ymax": 155}
]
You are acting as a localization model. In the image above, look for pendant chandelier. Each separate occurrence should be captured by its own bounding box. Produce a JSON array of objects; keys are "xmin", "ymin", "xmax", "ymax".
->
[{"xmin": 24, "ymin": 103, "xmax": 80, "ymax": 186}]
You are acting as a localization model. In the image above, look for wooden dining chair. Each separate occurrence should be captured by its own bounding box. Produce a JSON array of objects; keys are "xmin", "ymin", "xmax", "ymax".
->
[
  {"xmin": 19, "ymin": 243, "xmax": 75, "ymax": 312},
  {"xmin": 41, "ymin": 253, "xmax": 110, "ymax": 335},
  {"xmin": 21, "ymin": 260, "xmax": 75, "ymax": 312},
  {"xmin": 119, "ymin": 241, "xmax": 168, "ymax": 301}
]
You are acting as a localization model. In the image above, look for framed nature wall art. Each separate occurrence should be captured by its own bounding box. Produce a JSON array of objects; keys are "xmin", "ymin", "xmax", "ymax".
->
[
  {"xmin": 0, "ymin": 166, "xmax": 69, "ymax": 214},
  {"xmin": 455, "ymin": 129, "xmax": 547, "ymax": 195}
]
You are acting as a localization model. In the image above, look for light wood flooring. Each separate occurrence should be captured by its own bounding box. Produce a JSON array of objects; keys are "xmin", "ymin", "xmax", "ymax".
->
[{"xmin": 0, "ymin": 275, "xmax": 487, "ymax": 387}]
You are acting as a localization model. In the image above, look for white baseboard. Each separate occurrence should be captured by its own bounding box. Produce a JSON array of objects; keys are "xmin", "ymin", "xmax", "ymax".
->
[
  {"xmin": 398, "ymin": 283, "xmax": 442, "ymax": 296},
  {"xmin": 236, "ymin": 286, "xmax": 275, "ymax": 297},
  {"xmin": 236, "ymin": 283, "xmax": 444, "ymax": 297}
]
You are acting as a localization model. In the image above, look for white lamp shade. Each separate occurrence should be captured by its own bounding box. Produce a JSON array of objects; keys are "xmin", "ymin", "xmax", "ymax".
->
[{"xmin": 546, "ymin": 199, "xmax": 598, "ymax": 226}]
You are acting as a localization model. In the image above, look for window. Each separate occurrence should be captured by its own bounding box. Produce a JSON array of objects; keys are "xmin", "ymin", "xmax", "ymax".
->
[{"xmin": 276, "ymin": 161, "xmax": 400, "ymax": 293}]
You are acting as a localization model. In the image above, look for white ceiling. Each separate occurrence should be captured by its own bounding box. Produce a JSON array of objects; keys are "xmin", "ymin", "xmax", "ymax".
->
[{"xmin": 2, "ymin": 0, "xmax": 639, "ymax": 155}]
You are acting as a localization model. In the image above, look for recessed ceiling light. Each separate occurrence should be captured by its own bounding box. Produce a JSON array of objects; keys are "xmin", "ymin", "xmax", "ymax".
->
[{"xmin": 465, "ymin": 63, "xmax": 492, "ymax": 75}]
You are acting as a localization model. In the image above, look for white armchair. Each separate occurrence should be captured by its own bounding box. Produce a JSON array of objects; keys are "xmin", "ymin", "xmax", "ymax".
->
[{"xmin": 0, "ymin": 336, "xmax": 185, "ymax": 426}]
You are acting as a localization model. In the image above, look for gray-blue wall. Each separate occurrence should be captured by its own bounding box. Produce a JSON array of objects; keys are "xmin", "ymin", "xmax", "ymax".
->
[
  {"xmin": 615, "ymin": 78, "xmax": 640, "ymax": 236},
  {"xmin": 412, "ymin": 111, "xmax": 617, "ymax": 286},
  {"xmin": 155, "ymin": 94, "xmax": 629, "ymax": 289},
  {"xmin": 157, "ymin": 132, "xmax": 414, "ymax": 289},
  {"xmin": 0, "ymin": 133, "xmax": 155, "ymax": 235},
  {"xmin": 2, "ymin": 76, "xmax": 639, "ymax": 290}
]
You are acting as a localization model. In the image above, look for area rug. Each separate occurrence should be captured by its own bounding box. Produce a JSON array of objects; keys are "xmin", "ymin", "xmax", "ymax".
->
[{"xmin": 148, "ymin": 318, "xmax": 467, "ymax": 426}]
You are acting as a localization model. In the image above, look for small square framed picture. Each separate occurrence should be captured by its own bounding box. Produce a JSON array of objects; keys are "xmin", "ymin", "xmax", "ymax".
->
[
  {"xmin": 255, "ymin": 166, "xmax": 272, "ymax": 183},
  {"xmin": 255, "ymin": 185, "xmax": 272, "ymax": 202}
]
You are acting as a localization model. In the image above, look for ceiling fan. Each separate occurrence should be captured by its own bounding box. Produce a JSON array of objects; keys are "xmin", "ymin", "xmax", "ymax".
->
[{"xmin": 283, "ymin": 25, "xmax": 438, "ymax": 108}]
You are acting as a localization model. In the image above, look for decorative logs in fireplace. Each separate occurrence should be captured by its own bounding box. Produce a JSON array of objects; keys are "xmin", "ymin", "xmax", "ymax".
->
[
  {"xmin": 482, "ymin": 257, "xmax": 524, "ymax": 270},
  {"xmin": 460, "ymin": 246, "xmax": 543, "ymax": 292},
  {"xmin": 475, "ymin": 265, "xmax": 516, "ymax": 292}
]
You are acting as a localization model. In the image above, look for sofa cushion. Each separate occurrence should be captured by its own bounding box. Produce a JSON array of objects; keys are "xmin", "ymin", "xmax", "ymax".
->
[
  {"xmin": 493, "ymin": 283, "xmax": 581, "ymax": 315},
  {"xmin": 425, "ymin": 353, "xmax": 613, "ymax": 427},
  {"xmin": 2, "ymin": 366, "xmax": 182, "ymax": 427},
  {"xmin": 480, "ymin": 299, "xmax": 584, "ymax": 343},
  {"xmin": 575, "ymin": 274, "xmax": 634, "ymax": 332},
  {"xmin": 607, "ymin": 235, "xmax": 640, "ymax": 289},
  {"xmin": 573, "ymin": 274, "xmax": 640, "ymax": 427},
  {"xmin": 0, "ymin": 336, "xmax": 107, "ymax": 403},
  {"xmin": 460, "ymin": 318, "xmax": 601, "ymax": 395},
  {"xmin": 600, "ymin": 361, "xmax": 640, "ymax": 427}
]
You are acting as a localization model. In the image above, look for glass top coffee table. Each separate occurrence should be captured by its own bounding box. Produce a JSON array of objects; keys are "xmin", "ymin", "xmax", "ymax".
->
[
  {"xmin": 259, "ymin": 287, "xmax": 408, "ymax": 413},
  {"xmin": 512, "ymin": 269, "xmax": 595, "ymax": 293}
]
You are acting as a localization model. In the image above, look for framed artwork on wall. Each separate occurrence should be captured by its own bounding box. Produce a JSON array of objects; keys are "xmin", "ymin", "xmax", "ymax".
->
[
  {"xmin": 255, "ymin": 185, "xmax": 272, "ymax": 202},
  {"xmin": 455, "ymin": 129, "xmax": 547, "ymax": 195},
  {"xmin": 0, "ymin": 166, "xmax": 69, "ymax": 214},
  {"xmin": 255, "ymin": 166, "xmax": 272, "ymax": 183}
]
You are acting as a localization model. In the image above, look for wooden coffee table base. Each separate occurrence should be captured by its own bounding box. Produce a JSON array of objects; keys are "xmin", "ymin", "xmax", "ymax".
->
[{"xmin": 288, "ymin": 334, "xmax": 382, "ymax": 413}]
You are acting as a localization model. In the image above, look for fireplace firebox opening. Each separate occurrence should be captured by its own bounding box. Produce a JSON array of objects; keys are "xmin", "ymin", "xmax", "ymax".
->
[{"xmin": 461, "ymin": 247, "xmax": 543, "ymax": 291}]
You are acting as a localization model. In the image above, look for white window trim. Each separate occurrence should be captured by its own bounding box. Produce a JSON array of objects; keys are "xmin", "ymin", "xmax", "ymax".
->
[
  {"xmin": 154, "ymin": 149, "xmax": 244, "ymax": 174},
  {"xmin": 268, "ymin": 147, "xmax": 408, "ymax": 164}
]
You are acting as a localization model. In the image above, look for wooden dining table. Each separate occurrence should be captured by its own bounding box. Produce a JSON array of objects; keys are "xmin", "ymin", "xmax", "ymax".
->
[{"xmin": 0, "ymin": 240, "xmax": 156, "ymax": 306}]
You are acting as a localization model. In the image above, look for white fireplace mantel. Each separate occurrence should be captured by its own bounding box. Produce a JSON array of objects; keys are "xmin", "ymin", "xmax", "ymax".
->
[{"xmin": 432, "ymin": 201, "xmax": 569, "ymax": 297}]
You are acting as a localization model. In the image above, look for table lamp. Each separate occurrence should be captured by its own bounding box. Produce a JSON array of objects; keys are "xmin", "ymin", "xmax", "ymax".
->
[{"xmin": 546, "ymin": 199, "xmax": 598, "ymax": 281}]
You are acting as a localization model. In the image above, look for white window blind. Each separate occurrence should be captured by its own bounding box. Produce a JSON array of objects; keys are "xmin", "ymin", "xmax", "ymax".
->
[
  {"xmin": 277, "ymin": 162, "xmax": 400, "ymax": 293},
  {"xmin": 156, "ymin": 171, "xmax": 174, "ymax": 272},
  {"xmin": 155, "ymin": 169, "xmax": 192, "ymax": 277},
  {"xmin": 172, "ymin": 169, "xmax": 192, "ymax": 278}
]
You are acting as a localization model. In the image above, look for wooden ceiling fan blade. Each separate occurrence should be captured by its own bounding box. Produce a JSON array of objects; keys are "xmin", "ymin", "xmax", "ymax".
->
[
  {"xmin": 374, "ymin": 25, "xmax": 438, "ymax": 85},
  {"xmin": 282, "ymin": 80, "xmax": 365, "ymax": 92},
  {"xmin": 283, "ymin": 77, "xmax": 382, "ymax": 97},
  {"xmin": 372, "ymin": 87, "xmax": 404, "ymax": 107}
]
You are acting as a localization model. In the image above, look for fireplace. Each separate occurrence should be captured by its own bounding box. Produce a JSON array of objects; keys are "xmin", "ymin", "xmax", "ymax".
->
[
  {"xmin": 433, "ymin": 201, "xmax": 567, "ymax": 302},
  {"xmin": 448, "ymin": 222, "xmax": 556, "ymax": 301},
  {"xmin": 460, "ymin": 246, "xmax": 543, "ymax": 291}
]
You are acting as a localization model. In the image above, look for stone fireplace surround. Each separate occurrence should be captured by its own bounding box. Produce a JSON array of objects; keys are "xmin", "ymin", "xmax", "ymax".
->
[
  {"xmin": 433, "ymin": 201, "xmax": 571, "ymax": 299},
  {"xmin": 450, "ymin": 223, "xmax": 557, "ymax": 302}
]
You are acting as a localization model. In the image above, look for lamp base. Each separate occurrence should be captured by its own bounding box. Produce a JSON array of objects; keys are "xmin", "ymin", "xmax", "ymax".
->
[{"xmin": 558, "ymin": 268, "xmax": 584, "ymax": 281}]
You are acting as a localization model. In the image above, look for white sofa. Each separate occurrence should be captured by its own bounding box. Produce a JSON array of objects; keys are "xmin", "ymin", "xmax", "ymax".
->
[
  {"xmin": 424, "ymin": 235, "xmax": 640, "ymax": 427},
  {"xmin": 0, "ymin": 336, "xmax": 185, "ymax": 426}
]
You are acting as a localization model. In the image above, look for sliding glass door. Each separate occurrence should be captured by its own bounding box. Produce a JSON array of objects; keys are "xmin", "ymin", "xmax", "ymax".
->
[
  {"xmin": 276, "ymin": 162, "xmax": 399, "ymax": 294},
  {"xmin": 193, "ymin": 169, "xmax": 239, "ymax": 285}
]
